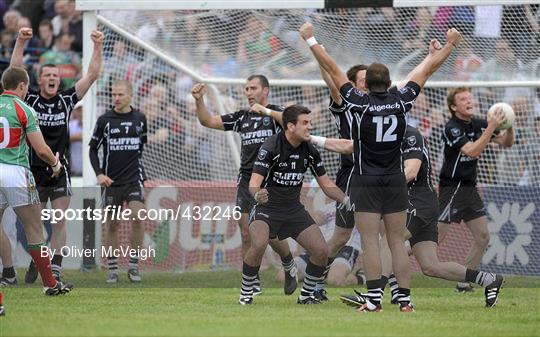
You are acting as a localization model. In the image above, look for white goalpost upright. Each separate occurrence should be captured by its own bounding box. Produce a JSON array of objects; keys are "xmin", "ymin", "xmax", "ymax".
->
[{"xmin": 77, "ymin": 0, "xmax": 540, "ymax": 275}]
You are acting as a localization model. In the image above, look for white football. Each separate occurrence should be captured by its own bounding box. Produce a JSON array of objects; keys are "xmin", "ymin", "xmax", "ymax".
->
[{"xmin": 487, "ymin": 102, "xmax": 515, "ymax": 130}]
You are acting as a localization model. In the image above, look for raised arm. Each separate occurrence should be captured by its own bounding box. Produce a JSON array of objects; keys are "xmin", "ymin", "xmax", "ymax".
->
[
  {"xmin": 10, "ymin": 27, "xmax": 33, "ymax": 68},
  {"xmin": 299, "ymin": 22, "xmax": 349, "ymax": 90},
  {"xmin": 75, "ymin": 30, "xmax": 104, "ymax": 100},
  {"xmin": 191, "ymin": 83, "xmax": 225, "ymax": 130},
  {"xmin": 408, "ymin": 29, "xmax": 462, "ymax": 88},
  {"xmin": 249, "ymin": 103, "xmax": 283, "ymax": 126}
]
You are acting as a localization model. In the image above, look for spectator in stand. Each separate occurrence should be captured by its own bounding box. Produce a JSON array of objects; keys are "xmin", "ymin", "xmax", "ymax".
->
[
  {"xmin": 401, "ymin": 8, "xmax": 440, "ymax": 55},
  {"xmin": 69, "ymin": 101, "xmax": 83, "ymax": 176},
  {"xmin": 39, "ymin": 32, "xmax": 81, "ymax": 88},
  {"xmin": 453, "ymin": 37, "xmax": 484, "ymax": 81},
  {"xmin": 51, "ymin": 0, "xmax": 75, "ymax": 37},
  {"xmin": 37, "ymin": 19, "xmax": 55, "ymax": 51},
  {"xmin": 2, "ymin": 9, "xmax": 21, "ymax": 39},
  {"xmin": 68, "ymin": 8, "xmax": 82, "ymax": 53},
  {"xmin": 11, "ymin": 0, "xmax": 45, "ymax": 31},
  {"xmin": 0, "ymin": 30, "xmax": 12, "ymax": 64}
]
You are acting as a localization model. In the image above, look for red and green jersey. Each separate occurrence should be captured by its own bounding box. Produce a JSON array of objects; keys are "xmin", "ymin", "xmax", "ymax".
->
[{"xmin": 0, "ymin": 91, "xmax": 40, "ymax": 168}]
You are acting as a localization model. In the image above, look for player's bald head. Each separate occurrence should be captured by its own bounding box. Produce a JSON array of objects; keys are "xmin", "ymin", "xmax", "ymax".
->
[
  {"xmin": 366, "ymin": 63, "xmax": 391, "ymax": 93},
  {"xmin": 112, "ymin": 80, "xmax": 133, "ymax": 94}
]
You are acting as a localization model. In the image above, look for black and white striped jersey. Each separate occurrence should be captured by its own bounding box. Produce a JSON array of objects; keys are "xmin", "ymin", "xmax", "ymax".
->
[
  {"xmin": 440, "ymin": 116, "xmax": 498, "ymax": 186},
  {"xmin": 221, "ymin": 104, "xmax": 283, "ymax": 174},
  {"xmin": 252, "ymin": 133, "xmax": 326, "ymax": 206},
  {"xmin": 26, "ymin": 87, "xmax": 79, "ymax": 167},
  {"xmin": 402, "ymin": 125, "xmax": 437, "ymax": 217},
  {"xmin": 329, "ymin": 98, "xmax": 354, "ymax": 169},
  {"xmin": 339, "ymin": 81, "xmax": 421, "ymax": 175},
  {"xmin": 89, "ymin": 107, "xmax": 147, "ymax": 186}
]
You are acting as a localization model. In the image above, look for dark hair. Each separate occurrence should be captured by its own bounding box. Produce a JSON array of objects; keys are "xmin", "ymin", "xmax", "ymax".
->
[
  {"xmin": 283, "ymin": 104, "xmax": 311, "ymax": 128},
  {"xmin": 446, "ymin": 87, "xmax": 470, "ymax": 115},
  {"xmin": 1, "ymin": 66, "xmax": 29, "ymax": 90},
  {"xmin": 365, "ymin": 63, "xmax": 390, "ymax": 92},
  {"xmin": 346, "ymin": 64, "xmax": 368, "ymax": 83},
  {"xmin": 39, "ymin": 19, "xmax": 53, "ymax": 31},
  {"xmin": 247, "ymin": 74, "xmax": 269, "ymax": 89},
  {"xmin": 38, "ymin": 63, "xmax": 58, "ymax": 77}
]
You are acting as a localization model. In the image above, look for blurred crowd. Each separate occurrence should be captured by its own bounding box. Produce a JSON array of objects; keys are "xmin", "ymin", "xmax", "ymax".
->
[{"xmin": 4, "ymin": 2, "xmax": 540, "ymax": 185}]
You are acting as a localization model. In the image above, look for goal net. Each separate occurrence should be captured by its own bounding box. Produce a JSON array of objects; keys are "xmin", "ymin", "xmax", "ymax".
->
[{"xmin": 88, "ymin": 5, "xmax": 540, "ymax": 276}]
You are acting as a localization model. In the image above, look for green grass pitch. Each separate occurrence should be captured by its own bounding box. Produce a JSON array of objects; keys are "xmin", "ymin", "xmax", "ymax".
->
[{"xmin": 1, "ymin": 269, "xmax": 538, "ymax": 337}]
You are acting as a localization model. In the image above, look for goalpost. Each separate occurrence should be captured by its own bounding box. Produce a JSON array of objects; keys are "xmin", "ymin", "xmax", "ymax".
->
[{"xmin": 77, "ymin": 0, "xmax": 540, "ymax": 275}]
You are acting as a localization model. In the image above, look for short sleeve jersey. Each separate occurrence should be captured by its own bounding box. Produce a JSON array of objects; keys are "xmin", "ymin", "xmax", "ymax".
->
[
  {"xmin": 26, "ymin": 87, "xmax": 79, "ymax": 167},
  {"xmin": 0, "ymin": 92, "xmax": 40, "ymax": 168},
  {"xmin": 89, "ymin": 108, "xmax": 147, "ymax": 185},
  {"xmin": 339, "ymin": 81, "xmax": 421, "ymax": 175},
  {"xmin": 440, "ymin": 116, "xmax": 498, "ymax": 185},
  {"xmin": 252, "ymin": 133, "xmax": 326, "ymax": 206},
  {"xmin": 221, "ymin": 104, "xmax": 283, "ymax": 174},
  {"xmin": 402, "ymin": 125, "xmax": 437, "ymax": 215}
]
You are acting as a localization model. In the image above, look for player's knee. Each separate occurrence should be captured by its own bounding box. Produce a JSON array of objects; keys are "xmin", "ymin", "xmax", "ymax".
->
[
  {"xmin": 476, "ymin": 231, "xmax": 490, "ymax": 248},
  {"xmin": 310, "ymin": 246, "xmax": 328, "ymax": 265},
  {"xmin": 326, "ymin": 274, "xmax": 345, "ymax": 287},
  {"xmin": 420, "ymin": 263, "xmax": 440, "ymax": 278}
]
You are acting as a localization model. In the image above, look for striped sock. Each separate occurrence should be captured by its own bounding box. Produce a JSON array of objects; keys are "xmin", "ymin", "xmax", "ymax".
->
[
  {"xmin": 51, "ymin": 254, "xmax": 63, "ymax": 278},
  {"xmin": 2, "ymin": 266, "xmax": 15, "ymax": 279},
  {"xmin": 316, "ymin": 257, "xmax": 334, "ymax": 290},
  {"xmin": 108, "ymin": 257, "xmax": 118, "ymax": 273},
  {"xmin": 465, "ymin": 269, "xmax": 496, "ymax": 287},
  {"xmin": 281, "ymin": 253, "xmax": 295, "ymax": 271},
  {"xmin": 397, "ymin": 287, "xmax": 411, "ymax": 305},
  {"xmin": 299, "ymin": 261, "xmax": 325, "ymax": 300},
  {"xmin": 365, "ymin": 279, "xmax": 384, "ymax": 308},
  {"xmin": 128, "ymin": 256, "xmax": 139, "ymax": 270},
  {"xmin": 388, "ymin": 273, "xmax": 399, "ymax": 301},
  {"xmin": 240, "ymin": 262, "xmax": 260, "ymax": 299}
]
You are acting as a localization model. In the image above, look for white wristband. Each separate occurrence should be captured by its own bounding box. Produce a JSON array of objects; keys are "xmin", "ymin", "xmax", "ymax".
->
[
  {"xmin": 306, "ymin": 37, "xmax": 318, "ymax": 47},
  {"xmin": 264, "ymin": 108, "xmax": 272, "ymax": 116},
  {"xmin": 310, "ymin": 135, "xmax": 326, "ymax": 148},
  {"xmin": 51, "ymin": 159, "xmax": 61, "ymax": 173}
]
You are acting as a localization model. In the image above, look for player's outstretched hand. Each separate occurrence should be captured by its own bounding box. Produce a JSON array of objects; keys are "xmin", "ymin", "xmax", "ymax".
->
[
  {"xmin": 487, "ymin": 106, "xmax": 505, "ymax": 129},
  {"xmin": 249, "ymin": 103, "xmax": 269, "ymax": 115},
  {"xmin": 17, "ymin": 27, "xmax": 33, "ymax": 41},
  {"xmin": 299, "ymin": 22, "xmax": 314, "ymax": 40},
  {"xmin": 428, "ymin": 38, "xmax": 442, "ymax": 54},
  {"xmin": 97, "ymin": 174, "xmax": 114, "ymax": 187},
  {"xmin": 191, "ymin": 83, "xmax": 207, "ymax": 100},
  {"xmin": 91, "ymin": 30, "xmax": 104, "ymax": 44},
  {"xmin": 446, "ymin": 28, "xmax": 462, "ymax": 46},
  {"xmin": 50, "ymin": 152, "xmax": 63, "ymax": 178},
  {"xmin": 254, "ymin": 189, "xmax": 269, "ymax": 204}
]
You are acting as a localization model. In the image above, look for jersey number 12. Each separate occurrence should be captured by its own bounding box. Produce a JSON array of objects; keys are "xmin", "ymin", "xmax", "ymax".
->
[{"xmin": 373, "ymin": 115, "xmax": 397, "ymax": 142}]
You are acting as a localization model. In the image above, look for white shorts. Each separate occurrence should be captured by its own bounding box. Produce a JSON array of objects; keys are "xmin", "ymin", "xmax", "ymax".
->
[{"xmin": 0, "ymin": 163, "xmax": 40, "ymax": 208}]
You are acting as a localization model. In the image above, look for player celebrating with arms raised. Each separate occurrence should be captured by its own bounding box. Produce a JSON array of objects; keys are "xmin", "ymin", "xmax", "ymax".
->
[
  {"xmin": 11, "ymin": 27, "xmax": 103, "ymax": 283},
  {"xmin": 192, "ymin": 76, "xmax": 296, "ymax": 295},
  {"xmin": 300, "ymin": 21, "xmax": 461, "ymax": 312}
]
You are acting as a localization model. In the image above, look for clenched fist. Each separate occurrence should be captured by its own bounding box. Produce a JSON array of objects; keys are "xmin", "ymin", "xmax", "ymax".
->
[
  {"xmin": 17, "ymin": 27, "xmax": 33, "ymax": 41},
  {"xmin": 191, "ymin": 83, "xmax": 207, "ymax": 100},
  {"xmin": 299, "ymin": 22, "xmax": 314, "ymax": 40},
  {"xmin": 91, "ymin": 30, "xmax": 104, "ymax": 44}
]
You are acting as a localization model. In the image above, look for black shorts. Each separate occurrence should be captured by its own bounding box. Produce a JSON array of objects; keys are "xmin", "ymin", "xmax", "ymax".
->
[
  {"xmin": 335, "ymin": 167, "xmax": 355, "ymax": 229},
  {"xmin": 349, "ymin": 173, "xmax": 408, "ymax": 214},
  {"xmin": 31, "ymin": 166, "xmax": 72, "ymax": 203},
  {"xmin": 236, "ymin": 171, "xmax": 255, "ymax": 214},
  {"xmin": 249, "ymin": 203, "xmax": 315, "ymax": 240},
  {"xmin": 407, "ymin": 212, "xmax": 438, "ymax": 247},
  {"xmin": 299, "ymin": 245, "xmax": 359, "ymax": 269},
  {"xmin": 438, "ymin": 182, "xmax": 486, "ymax": 223},
  {"xmin": 101, "ymin": 182, "xmax": 144, "ymax": 208}
]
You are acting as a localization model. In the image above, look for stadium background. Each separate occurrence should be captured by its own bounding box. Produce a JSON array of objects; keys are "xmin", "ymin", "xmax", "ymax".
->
[{"xmin": 1, "ymin": 1, "xmax": 539, "ymax": 278}]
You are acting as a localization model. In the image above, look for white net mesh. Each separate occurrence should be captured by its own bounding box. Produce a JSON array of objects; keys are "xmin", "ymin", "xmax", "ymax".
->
[{"xmin": 92, "ymin": 6, "xmax": 540, "ymax": 276}]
